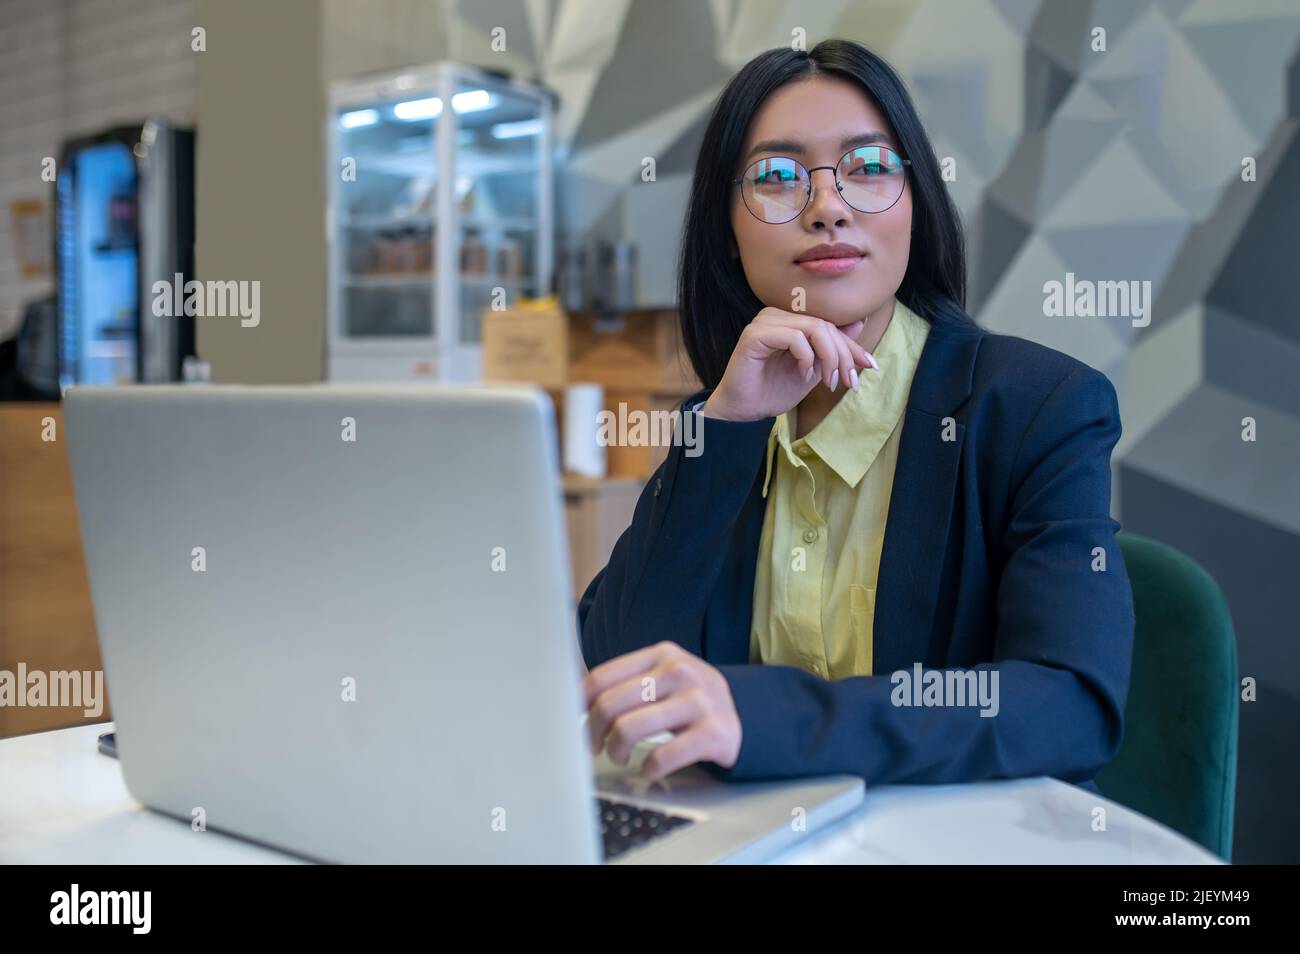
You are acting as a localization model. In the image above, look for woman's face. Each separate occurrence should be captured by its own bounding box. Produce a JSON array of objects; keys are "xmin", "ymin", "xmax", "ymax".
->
[{"xmin": 729, "ymin": 75, "xmax": 912, "ymax": 330}]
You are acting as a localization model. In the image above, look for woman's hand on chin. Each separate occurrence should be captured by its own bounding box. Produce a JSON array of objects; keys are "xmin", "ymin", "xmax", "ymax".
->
[{"xmin": 702, "ymin": 306, "xmax": 878, "ymax": 422}]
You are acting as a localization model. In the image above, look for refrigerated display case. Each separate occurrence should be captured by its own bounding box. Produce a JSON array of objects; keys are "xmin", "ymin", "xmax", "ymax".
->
[
  {"xmin": 326, "ymin": 63, "xmax": 555, "ymax": 382},
  {"xmin": 55, "ymin": 120, "xmax": 196, "ymax": 387}
]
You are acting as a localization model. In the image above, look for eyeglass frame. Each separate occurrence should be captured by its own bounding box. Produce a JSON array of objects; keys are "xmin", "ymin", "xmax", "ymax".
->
[{"xmin": 731, "ymin": 146, "xmax": 913, "ymax": 223}]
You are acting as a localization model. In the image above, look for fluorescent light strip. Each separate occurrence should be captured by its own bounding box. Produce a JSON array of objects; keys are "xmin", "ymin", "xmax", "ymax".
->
[
  {"xmin": 393, "ymin": 97, "xmax": 442, "ymax": 120},
  {"xmin": 339, "ymin": 108, "xmax": 379, "ymax": 129},
  {"xmin": 451, "ymin": 89, "xmax": 493, "ymax": 113},
  {"xmin": 491, "ymin": 118, "xmax": 543, "ymax": 139}
]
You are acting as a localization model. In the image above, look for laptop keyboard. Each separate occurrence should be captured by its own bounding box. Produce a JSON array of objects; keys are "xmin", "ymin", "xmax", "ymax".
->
[{"xmin": 596, "ymin": 796, "xmax": 694, "ymax": 861}]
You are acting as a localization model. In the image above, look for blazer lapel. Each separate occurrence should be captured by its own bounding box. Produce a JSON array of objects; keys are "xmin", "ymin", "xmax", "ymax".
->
[{"xmin": 873, "ymin": 317, "xmax": 984, "ymax": 673}]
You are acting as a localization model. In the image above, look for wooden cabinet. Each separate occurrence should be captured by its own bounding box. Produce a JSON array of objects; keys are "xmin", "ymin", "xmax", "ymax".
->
[
  {"xmin": 568, "ymin": 310, "xmax": 699, "ymax": 393},
  {"xmin": 563, "ymin": 475, "xmax": 642, "ymax": 601}
]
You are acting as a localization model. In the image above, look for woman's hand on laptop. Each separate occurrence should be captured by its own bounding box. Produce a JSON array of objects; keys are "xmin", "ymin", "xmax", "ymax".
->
[{"xmin": 582, "ymin": 641, "xmax": 742, "ymax": 781}]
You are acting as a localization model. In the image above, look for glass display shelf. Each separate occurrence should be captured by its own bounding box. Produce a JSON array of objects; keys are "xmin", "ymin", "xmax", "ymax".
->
[{"xmin": 327, "ymin": 63, "xmax": 554, "ymax": 381}]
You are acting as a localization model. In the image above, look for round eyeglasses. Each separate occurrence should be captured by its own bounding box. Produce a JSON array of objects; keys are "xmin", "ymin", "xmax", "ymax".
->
[{"xmin": 733, "ymin": 145, "xmax": 912, "ymax": 224}]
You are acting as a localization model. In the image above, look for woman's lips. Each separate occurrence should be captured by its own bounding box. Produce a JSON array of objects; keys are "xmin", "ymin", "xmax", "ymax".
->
[{"xmin": 796, "ymin": 255, "xmax": 864, "ymax": 275}]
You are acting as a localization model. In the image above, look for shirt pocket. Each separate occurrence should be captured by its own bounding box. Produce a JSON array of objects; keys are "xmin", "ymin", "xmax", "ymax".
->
[{"xmin": 849, "ymin": 584, "xmax": 876, "ymax": 676}]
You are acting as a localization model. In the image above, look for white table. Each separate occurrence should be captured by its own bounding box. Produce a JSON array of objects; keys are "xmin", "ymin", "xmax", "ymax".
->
[{"xmin": 0, "ymin": 723, "xmax": 1221, "ymax": 864}]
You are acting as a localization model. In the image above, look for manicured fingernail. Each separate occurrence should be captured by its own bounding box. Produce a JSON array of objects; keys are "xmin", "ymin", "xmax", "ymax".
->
[
  {"xmin": 806, "ymin": 366, "xmax": 816, "ymax": 383},
  {"xmin": 849, "ymin": 367, "xmax": 859, "ymax": 392},
  {"xmin": 865, "ymin": 350, "xmax": 879, "ymax": 370},
  {"xmin": 830, "ymin": 369, "xmax": 839, "ymax": 391}
]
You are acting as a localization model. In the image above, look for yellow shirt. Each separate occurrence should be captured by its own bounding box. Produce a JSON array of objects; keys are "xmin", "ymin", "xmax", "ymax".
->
[{"xmin": 749, "ymin": 299, "xmax": 930, "ymax": 679}]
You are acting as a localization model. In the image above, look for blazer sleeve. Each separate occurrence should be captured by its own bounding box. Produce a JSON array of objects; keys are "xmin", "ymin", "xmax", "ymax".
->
[
  {"xmin": 704, "ymin": 365, "xmax": 1136, "ymax": 785},
  {"xmin": 577, "ymin": 392, "xmax": 773, "ymax": 668}
]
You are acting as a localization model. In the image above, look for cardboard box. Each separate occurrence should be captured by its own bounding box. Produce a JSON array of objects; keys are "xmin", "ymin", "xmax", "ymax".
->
[
  {"xmin": 483, "ymin": 302, "xmax": 703, "ymax": 396},
  {"xmin": 481, "ymin": 298, "xmax": 568, "ymax": 390}
]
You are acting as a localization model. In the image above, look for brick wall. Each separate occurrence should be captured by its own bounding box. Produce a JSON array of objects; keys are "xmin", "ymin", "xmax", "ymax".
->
[{"xmin": 0, "ymin": 0, "xmax": 198, "ymax": 339}]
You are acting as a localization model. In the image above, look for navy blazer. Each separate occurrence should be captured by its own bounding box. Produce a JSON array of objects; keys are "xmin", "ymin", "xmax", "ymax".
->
[{"xmin": 577, "ymin": 315, "xmax": 1134, "ymax": 791}]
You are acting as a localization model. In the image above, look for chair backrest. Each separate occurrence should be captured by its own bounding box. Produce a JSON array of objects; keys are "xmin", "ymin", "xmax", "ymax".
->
[{"xmin": 1095, "ymin": 532, "xmax": 1239, "ymax": 860}]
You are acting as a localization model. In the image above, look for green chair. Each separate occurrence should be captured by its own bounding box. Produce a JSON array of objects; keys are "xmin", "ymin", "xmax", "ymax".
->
[{"xmin": 1095, "ymin": 532, "xmax": 1239, "ymax": 861}]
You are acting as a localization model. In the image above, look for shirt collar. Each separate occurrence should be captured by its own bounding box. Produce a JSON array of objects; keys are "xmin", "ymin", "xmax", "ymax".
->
[{"xmin": 761, "ymin": 299, "xmax": 930, "ymax": 496}]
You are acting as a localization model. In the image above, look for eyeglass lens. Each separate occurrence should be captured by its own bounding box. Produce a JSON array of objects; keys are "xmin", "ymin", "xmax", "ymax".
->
[{"xmin": 740, "ymin": 146, "xmax": 907, "ymax": 223}]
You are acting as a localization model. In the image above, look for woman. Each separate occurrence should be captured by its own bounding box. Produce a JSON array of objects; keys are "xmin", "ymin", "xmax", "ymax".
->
[{"xmin": 578, "ymin": 39, "xmax": 1134, "ymax": 793}]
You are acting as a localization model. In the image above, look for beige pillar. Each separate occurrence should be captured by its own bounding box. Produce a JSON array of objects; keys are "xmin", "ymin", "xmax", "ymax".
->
[{"xmin": 195, "ymin": 0, "xmax": 325, "ymax": 383}]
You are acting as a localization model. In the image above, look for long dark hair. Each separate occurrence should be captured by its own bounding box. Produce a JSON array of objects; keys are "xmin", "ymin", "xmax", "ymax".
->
[{"xmin": 677, "ymin": 39, "xmax": 974, "ymax": 388}]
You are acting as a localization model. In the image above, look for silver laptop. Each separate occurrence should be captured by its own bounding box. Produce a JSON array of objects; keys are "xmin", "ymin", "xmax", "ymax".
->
[{"xmin": 64, "ymin": 384, "xmax": 863, "ymax": 864}]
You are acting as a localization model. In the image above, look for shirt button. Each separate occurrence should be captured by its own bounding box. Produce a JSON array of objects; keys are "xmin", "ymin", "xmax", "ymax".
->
[
  {"xmin": 802, "ymin": 528, "xmax": 818, "ymax": 544},
  {"xmin": 812, "ymin": 662, "xmax": 823, "ymax": 676},
  {"xmin": 796, "ymin": 445, "xmax": 812, "ymax": 458}
]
